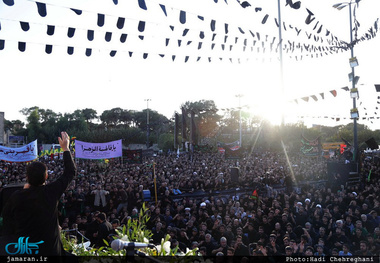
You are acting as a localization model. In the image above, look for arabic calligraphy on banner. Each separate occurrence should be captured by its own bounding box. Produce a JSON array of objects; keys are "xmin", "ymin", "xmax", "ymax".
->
[
  {"xmin": 75, "ymin": 139, "xmax": 122, "ymax": 159},
  {"xmin": 0, "ymin": 140, "xmax": 38, "ymax": 162}
]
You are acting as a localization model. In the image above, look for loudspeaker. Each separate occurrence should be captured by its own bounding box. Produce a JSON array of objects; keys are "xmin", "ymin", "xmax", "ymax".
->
[
  {"xmin": 230, "ymin": 167, "xmax": 240, "ymax": 183},
  {"xmin": 0, "ymin": 183, "xmax": 23, "ymax": 216},
  {"xmin": 365, "ymin": 137, "xmax": 378, "ymax": 150},
  {"xmin": 142, "ymin": 190, "xmax": 151, "ymax": 202}
]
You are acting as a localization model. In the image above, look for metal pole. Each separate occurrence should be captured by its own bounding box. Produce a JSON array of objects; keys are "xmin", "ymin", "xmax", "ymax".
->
[
  {"xmin": 145, "ymin": 99, "xmax": 151, "ymax": 149},
  {"xmin": 278, "ymin": 0, "xmax": 285, "ymax": 126},
  {"xmin": 236, "ymin": 94, "xmax": 243, "ymax": 147},
  {"xmin": 349, "ymin": 2, "xmax": 358, "ymax": 166},
  {"xmin": 153, "ymin": 162, "xmax": 157, "ymax": 205},
  {"xmin": 239, "ymin": 103, "xmax": 242, "ymax": 147}
]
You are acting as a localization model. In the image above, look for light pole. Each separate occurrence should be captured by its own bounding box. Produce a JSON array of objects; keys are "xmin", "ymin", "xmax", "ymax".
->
[
  {"xmin": 333, "ymin": 1, "xmax": 359, "ymax": 166},
  {"xmin": 145, "ymin": 99, "xmax": 151, "ymax": 149},
  {"xmin": 277, "ymin": 0, "xmax": 285, "ymax": 126},
  {"xmin": 236, "ymin": 94, "xmax": 243, "ymax": 147}
]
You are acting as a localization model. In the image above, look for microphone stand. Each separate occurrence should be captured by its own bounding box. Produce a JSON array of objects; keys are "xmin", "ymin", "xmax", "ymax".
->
[
  {"xmin": 123, "ymin": 247, "xmax": 163, "ymax": 263},
  {"xmin": 134, "ymin": 250, "xmax": 163, "ymax": 263}
]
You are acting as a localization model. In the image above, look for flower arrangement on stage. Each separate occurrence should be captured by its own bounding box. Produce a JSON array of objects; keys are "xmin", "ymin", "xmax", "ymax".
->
[{"xmin": 61, "ymin": 203, "xmax": 199, "ymax": 257}]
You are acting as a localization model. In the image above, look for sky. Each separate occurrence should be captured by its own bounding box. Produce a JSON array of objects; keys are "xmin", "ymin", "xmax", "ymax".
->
[{"xmin": 0, "ymin": 0, "xmax": 379, "ymax": 130}]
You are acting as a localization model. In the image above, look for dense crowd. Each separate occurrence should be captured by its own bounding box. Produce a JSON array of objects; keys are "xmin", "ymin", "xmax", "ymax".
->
[{"xmin": 1, "ymin": 148, "xmax": 379, "ymax": 257}]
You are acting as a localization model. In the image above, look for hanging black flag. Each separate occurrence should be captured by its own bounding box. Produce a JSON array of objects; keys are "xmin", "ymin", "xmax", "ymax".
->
[
  {"xmin": 138, "ymin": 0, "xmax": 147, "ymax": 10},
  {"xmin": 70, "ymin": 8, "xmax": 82, "ymax": 15},
  {"xmin": 87, "ymin": 30, "xmax": 94, "ymax": 41},
  {"xmin": 180, "ymin": 10, "xmax": 186, "ymax": 24},
  {"xmin": 97, "ymin": 14, "xmax": 105, "ymax": 27},
  {"xmin": 105, "ymin": 32, "xmax": 112, "ymax": 41},
  {"xmin": 117, "ymin": 17, "xmax": 125, "ymax": 29},
  {"xmin": 18, "ymin": 41, "xmax": 26, "ymax": 52},
  {"xmin": 47, "ymin": 25, "xmax": 55, "ymax": 36},
  {"xmin": 3, "ymin": 0, "xmax": 14, "ymax": 6},
  {"xmin": 20, "ymin": 21, "xmax": 30, "ymax": 31},
  {"xmin": 160, "ymin": 4, "xmax": 167, "ymax": 16},
  {"xmin": 1, "ymin": 39, "xmax": 5, "ymax": 50},
  {"xmin": 45, "ymin": 44, "xmax": 52, "ymax": 54},
  {"xmin": 211, "ymin": 20, "xmax": 216, "ymax": 31},
  {"xmin": 138, "ymin": 21, "xmax": 145, "ymax": 32},
  {"xmin": 120, "ymin": 34, "xmax": 128, "ymax": 43},
  {"xmin": 262, "ymin": 14, "xmax": 269, "ymax": 24},
  {"xmin": 85, "ymin": 48, "xmax": 92, "ymax": 56},
  {"xmin": 305, "ymin": 9, "xmax": 315, "ymax": 24},
  {"xmin": 36, "ymin": 2, "xmax": 47, "ymax": 17},
  {"xmin": 67, "ymin": 46, "xmax": 74, "ymax": 55},
  {"xmin": 241, "ymin": 1, "xmax": 251, "ymax": 8},
  {"xmin": 68, "ymin": 27, "xmax": 75, "ymax": 38}
]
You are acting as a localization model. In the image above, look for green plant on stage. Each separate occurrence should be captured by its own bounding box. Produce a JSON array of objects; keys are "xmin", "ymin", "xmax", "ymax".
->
[{"xmin": 61, "ymin": 202, "xmax": 198, "ymax": 257}]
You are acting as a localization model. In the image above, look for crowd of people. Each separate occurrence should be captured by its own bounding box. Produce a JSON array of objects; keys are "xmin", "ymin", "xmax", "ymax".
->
[{"xmin": 0, "ymin": 147, "xmax": 379, "ymax": 257}]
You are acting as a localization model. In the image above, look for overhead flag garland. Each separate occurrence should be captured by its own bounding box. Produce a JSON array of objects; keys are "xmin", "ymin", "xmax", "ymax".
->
[
  {"xmin": 290, "ymin": 85, "xmax": 380, "ymax": 124},
  {"xmin": 0, "ymin": 0, "xmax": 379, "ymax": 126},
  {"xmin": 1, "ymin": 0, "xmax": 378, "ymax": 63}
]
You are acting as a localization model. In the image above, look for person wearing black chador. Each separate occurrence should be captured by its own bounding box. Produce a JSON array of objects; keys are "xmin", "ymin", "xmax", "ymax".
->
[{"xmin": 2, "ymin": 132, "xmax": 76, "ymax": 256}]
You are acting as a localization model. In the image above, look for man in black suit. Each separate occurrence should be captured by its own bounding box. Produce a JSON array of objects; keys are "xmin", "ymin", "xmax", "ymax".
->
[
  {"xmin": 2, "ymin": 132, "xmax": 76, "ymax": 256},
  {"xmin": 94, "ymin": 212, "xmax": 112, "ymax": 248}
]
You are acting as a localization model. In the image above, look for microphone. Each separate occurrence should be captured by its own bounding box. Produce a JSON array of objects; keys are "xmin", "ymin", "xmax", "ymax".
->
[{"xmin": 111, "ymin": 239, "xmax": 155, "ymax": 251}]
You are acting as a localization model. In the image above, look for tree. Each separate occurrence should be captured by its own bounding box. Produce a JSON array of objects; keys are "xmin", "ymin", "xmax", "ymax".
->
[
  {"xmin": 181, "ymin": 100, "xmax": 220, "ymax": 143},
  {"xmin": 4, "ymin": 119, "xmax": 25, "ymax": 135},
  {"xmin": 100, "ymin": 108, "xmax": 125, "ymax": 129},
  {"xmin": 82, "ymin": 108, "xmax": 98, "ymax": 124},
  {"xmin": 26, "ymin": 108, "xmax": 41, "ymax": 142}
]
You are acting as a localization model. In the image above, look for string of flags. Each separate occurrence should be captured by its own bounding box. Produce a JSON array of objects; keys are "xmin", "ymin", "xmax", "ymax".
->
[
  {"xmin": 0, "ymin": 0, "xmax": 378, "ymax": 63},
  {"xmin": 293, "ymin": 93, "xmax": 380, "ymax": 124}
]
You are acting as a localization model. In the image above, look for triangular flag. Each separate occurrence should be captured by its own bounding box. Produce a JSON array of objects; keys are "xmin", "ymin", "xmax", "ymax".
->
[{"xmin": 250, "ymin": 190, "xmax": 259, "ymax": 200}]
